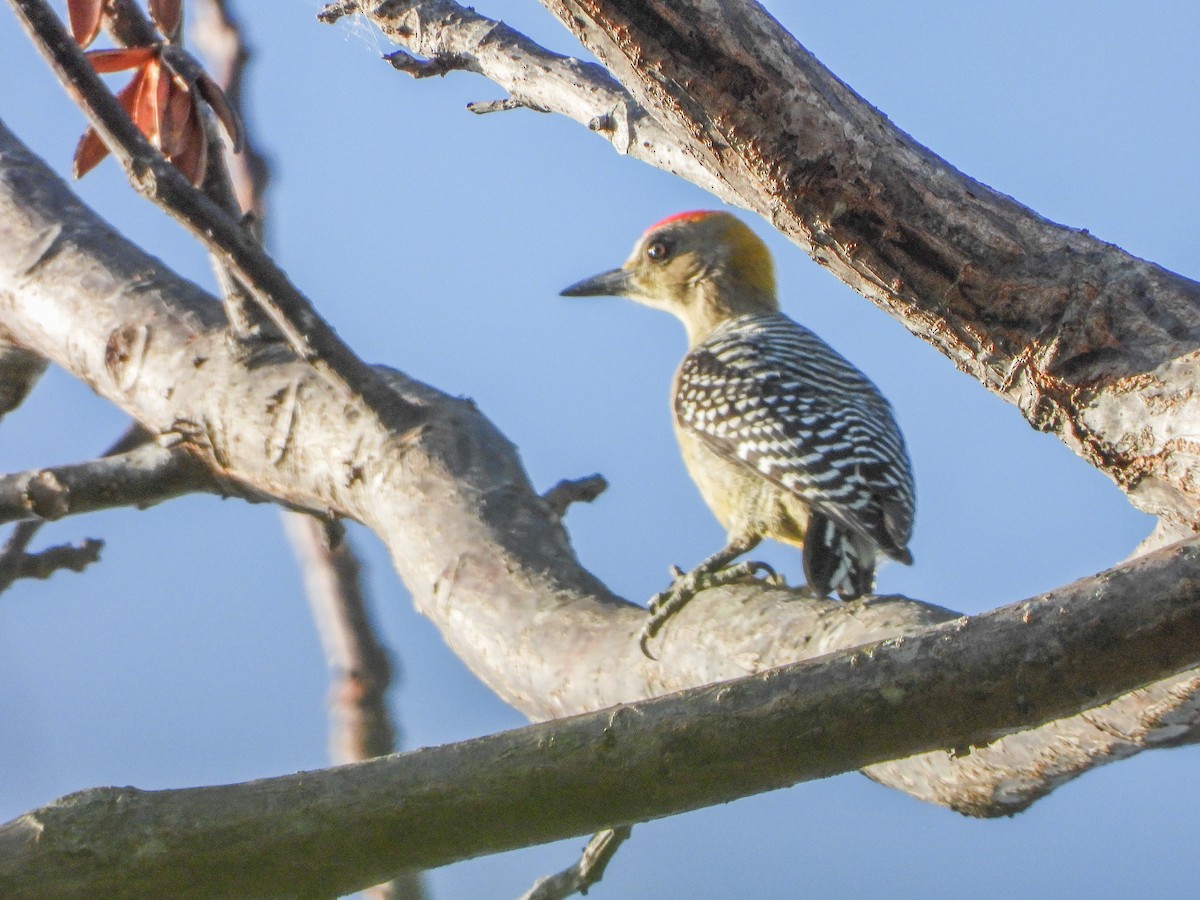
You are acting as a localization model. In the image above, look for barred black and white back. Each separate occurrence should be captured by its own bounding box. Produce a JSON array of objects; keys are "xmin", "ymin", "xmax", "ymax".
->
[{"xmin": 675, "ymin": 312, "xmax": 915, "ymax": 598}]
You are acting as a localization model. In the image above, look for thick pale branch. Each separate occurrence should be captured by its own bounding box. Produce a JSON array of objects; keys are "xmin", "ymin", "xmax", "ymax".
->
[{"xmin": 3, "ymin": 536, "xmax": 1200, "ymax": 898}]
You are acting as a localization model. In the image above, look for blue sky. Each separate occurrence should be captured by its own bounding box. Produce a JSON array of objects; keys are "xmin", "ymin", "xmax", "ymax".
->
[{"xmin": 1, "ymin": 2, "xmax": 1198, "ymax": 896}]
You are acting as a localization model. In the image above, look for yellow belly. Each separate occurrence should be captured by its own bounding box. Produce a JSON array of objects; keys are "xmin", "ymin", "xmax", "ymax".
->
[{"xmin": 673, "ymin": 419, "xmax": 810, "ymax": 548}]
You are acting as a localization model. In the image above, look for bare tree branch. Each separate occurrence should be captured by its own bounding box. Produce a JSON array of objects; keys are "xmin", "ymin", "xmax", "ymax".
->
[
  {"xmin": 0, "ymin": 423, "xmax": 158, "ymax": 594},
  {"xmin": 285, "ymin": 513, "xmax": 398, "ymax": 764},
  {"xmin": 541, "ymin": 474, "xmax": 608, "ymax": 518},
  {"xmin": 0, "ymin": 442, "xmax": 218, "ymax": 525},
  {"xmin": 0, "ymin": 536, "xmax": 103, "ymax": 585},
  {"xmin": 0, "ymin": 515, "xmax": 104, "ymax": 596},
  {"xmin": 318, "ymin": 0, "xmax": 729, "ymax": 198},
  {"xmin": 0, "ymin": 522, "xmax": 56, "ymax": 594},
  {"xmin": 284, "ymin": 513, "xmax": 424, "ymax": 900},
  {"xmin": 3, "ymin": 534, "xmax": 1200, "ymax": 897},
  {"xmin": 9, "ymin": 0, "xmax": 422, "ymax": 427},
  {"xmin": 520, "ymin": 826, "xmax": 631, "ymax": 900}
]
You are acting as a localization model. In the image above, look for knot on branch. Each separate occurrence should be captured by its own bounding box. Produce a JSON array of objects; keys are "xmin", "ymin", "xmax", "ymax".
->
[
  {"xmin": 384, "ymin": 49, "xmax": 469, "ymax": 78},
  {"xmin": 542, "ymin": 474, "xmax": 608, "ymax": 517}
]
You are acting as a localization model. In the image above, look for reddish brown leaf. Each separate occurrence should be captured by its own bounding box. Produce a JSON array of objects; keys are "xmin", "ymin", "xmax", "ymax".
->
[
  {"xmin": 194, "ymin": 72, "xmax": 244, "ymax": 152},
  {"xmin": 85, "ymin": 47, "xmax": 159, "ymax": 74},
  {"xmin": 72, "ymin": 126, "xmax": 109, "ymax": 179},
  {"xmin": 148, "ymin": 0, "xmax": 183, "ymax": 40},
  {"xmin": 131, "ymin": 59, "xmax": 164, "ymax": 148},
  {"xmin": 168, "ymin": 96, "xmax": 209, "ymax": 186},
  {"xmin": 67, "ymin": 0, "xmax": 103, "ymax": 48},
  {"xmin": 74, "ymin": 68, "xmax": 150, "ymax": 180},
  {"xmin": 159, "ymin": 74, "xmax": 193, "ymax": 161}
]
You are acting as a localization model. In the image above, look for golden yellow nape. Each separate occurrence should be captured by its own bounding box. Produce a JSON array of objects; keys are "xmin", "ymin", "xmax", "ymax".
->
[{"xmin": 718, "ymin": 215, "xmax": 776, "ymax": 301}]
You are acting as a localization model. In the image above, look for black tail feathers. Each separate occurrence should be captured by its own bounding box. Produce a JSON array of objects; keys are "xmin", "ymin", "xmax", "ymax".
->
[{"xmin": 803, "ymin": 511, "xmax": 876, "ymax": 600}]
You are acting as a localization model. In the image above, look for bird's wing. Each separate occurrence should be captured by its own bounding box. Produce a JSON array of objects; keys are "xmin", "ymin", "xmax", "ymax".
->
[{"xmin": 675, "ymin": 314, "xmax": 914, "ymax": 557}]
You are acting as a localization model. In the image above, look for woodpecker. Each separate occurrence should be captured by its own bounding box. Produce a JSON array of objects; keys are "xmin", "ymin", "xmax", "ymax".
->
[{"xmin": 561, "ymin": 210, "xmax": 915, "ymax": 655}]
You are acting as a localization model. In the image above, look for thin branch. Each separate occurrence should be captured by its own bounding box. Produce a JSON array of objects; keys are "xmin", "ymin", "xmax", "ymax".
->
[
  {"xmin": 285, "ymin": 513, "xmax": 398, "ymax": 763},
  {"xmin": 0, "ymin": 423, "xmax": 154, "ymax": 594},
  {"xmin": 2, "ymin": 537, "xmax": 103, "ymax": 583},
  {"xmin": 9, "ymin": 0, "xmax": 423, "ymax": 430},
  {"xmin": 187, "ymin": 0, "xmax": 277, "ymax": 339},
  {"xmin": 541, "ymin": 474, "xmax": 608, "ymax": 518},
  {"xmin": 0, "ymin": 442, "xmax": 219, "ymax": 526},
  {"xmin": 319, "ymin": 0, "xmax": 728, "ymax": 197},
  {"xmin": 285, "ymin": 513, "xmax": 424, "ymax": 900},
  {"xmin": 190, "ymin": 0, "xmax": 270, "ymax": 220},
  {"xmin": 4, "ymin": 537, "xmax": 1200, "ymax": 897},
  {"xmin": 384, "ymin": 48, "xmax": 470, "ymax": 78},
  {"xmin": 0, "ymin": 521, "xmax": 45, "ymax": 595},
  {"xmin": 520, "ymin": 826, "xmax": 632, "ymax": 900}
]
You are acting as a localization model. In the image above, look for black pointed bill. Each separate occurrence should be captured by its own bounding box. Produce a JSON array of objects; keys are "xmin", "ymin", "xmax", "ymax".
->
[{"xmin": 560, "ymin": 267, "xmax": 635, "ymax": 298}]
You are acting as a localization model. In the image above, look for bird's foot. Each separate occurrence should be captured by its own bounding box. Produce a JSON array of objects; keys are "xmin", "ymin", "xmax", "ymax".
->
[{"xmin": 639, "ymin": 559, "xmax": 782, "ymax": 658}]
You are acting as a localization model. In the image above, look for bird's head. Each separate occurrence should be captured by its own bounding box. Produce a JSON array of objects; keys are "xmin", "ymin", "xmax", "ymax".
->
[{"xmin": 561, "ymin": 210, "xmax": 778, "ymax": 344}]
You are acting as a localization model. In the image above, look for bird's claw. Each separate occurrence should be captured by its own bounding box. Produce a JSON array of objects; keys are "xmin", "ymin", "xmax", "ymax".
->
[{"xmin": 639, "ymin": 559, "xmax": 782, "ymax": 658}]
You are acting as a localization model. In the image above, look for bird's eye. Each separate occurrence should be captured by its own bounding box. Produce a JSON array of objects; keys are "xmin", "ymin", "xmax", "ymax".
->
[{"xmin": 646, "ymin": 239, "xmax": 672, "ymax": 262}]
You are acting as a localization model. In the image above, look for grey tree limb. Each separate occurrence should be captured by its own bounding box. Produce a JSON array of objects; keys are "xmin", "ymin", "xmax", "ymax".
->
[
  {"xmin": 3, "ymin": 535, "xmax": 1200, "ymax": 898},
  {"xmin": 0, "ymin": 442, "xmax": 217, "ymax": 525},
  {"xmin": 519, "ymin": 826, "xmax": 632, "ymax": 900}
]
